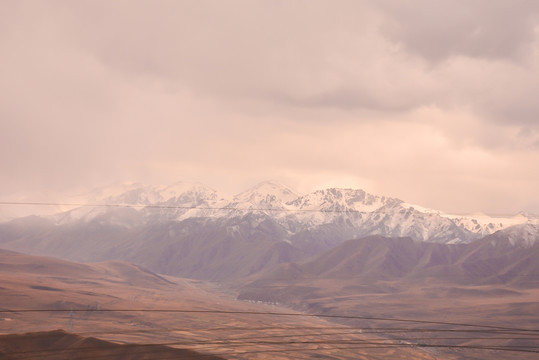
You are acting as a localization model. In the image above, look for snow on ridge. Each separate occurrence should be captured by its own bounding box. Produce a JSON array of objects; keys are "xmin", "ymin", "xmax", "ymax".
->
[
  {"xmin": 401, "ymin": 203, "xmax": 442, "ymax": 215},
  {"xmin": 84, "ymin": 182, "xmax": 146, "ymax": 203},
  {"xmin": 159, "ymin": 181, "xmax": 224, "ymax": 202},
  {"xmin": 106, "ymin": 186, "xmax": 164, "ymax": 205},
  {"xmin": 401, "ymin": 202, "xmax": 535, "ymax": 237},
  {"xmin": 226, "ymin": 181, "xmax": 301, "ymax": 217},
  {"xmin": 289, "ymin": 188, "xmax": 398, "ymax": 212},
  {"xmin": 233, "ymin": 181, "xmax": 300, "ymax": 205},
  {"xmin": 488, "ymin": 223, "xmax": 539, "ymax": 247},
  {"xmin": 504, "ymin": 223, "xmax": 539, "ymax": 247},
  {"xmin": 39, "ymin": 180, "xmax": 538, "ymax": 245},
  {"xmin": 446, "ymin": 212, "xmax": 534, "ymax": 237}
]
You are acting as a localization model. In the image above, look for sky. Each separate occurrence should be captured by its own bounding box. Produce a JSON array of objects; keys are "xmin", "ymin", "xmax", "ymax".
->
[{"xmin": 1, "ymin": 0, "xmax": 538, "ymax": 215}]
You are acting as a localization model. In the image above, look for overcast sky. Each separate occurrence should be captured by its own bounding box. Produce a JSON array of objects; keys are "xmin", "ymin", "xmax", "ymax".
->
[{"xmin": 1, "ymin": 0, "xmax": 538, "ymax": 215}]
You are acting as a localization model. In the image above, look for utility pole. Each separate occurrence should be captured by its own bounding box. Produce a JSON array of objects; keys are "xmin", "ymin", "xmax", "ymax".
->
[{"xmin": 68, "ymin": 308, "xmax": 74, "ymax": 332}]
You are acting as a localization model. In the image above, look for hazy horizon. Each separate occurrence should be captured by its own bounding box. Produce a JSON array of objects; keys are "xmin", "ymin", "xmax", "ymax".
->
[{"xmin": 1, "ymin": 0, "xmax": 538, "ymax": 215}]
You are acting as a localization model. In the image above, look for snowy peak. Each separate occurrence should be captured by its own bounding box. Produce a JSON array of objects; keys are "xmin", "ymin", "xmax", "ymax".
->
[
  {"xmin": 105, "ymin": 182, "xmax": 222, "ymax": 206},
  {"xmin": 289, "ymin": 188, "xmax": 400, "ymax": 212},
  {"xmin": 232, "ymin": 181, "xmax": 299, "ymax": 209},
  {"xmin": 105, "ymin": 185, "xmax": 164, "ymax": 205},
  {"xmin": 42, "ymin": 180, "xmax": 538, "ymax": 246},
  {"xmin": 53, "ymin": 182, "xmax": 226, "ymax": 224},
  {"xmin": 493, "ymin": 223, "xmax": 539, "ymax": 247},
  {"xmin": 161, "ymin": 182, "xmax": 223, "ymax": 205},
  {"xmin": 400, "ymin": 203, "xmax": 537, "ymax": 237},
  {"xmin": 83, "ymin": 182, "xmax": 147, "ymax": 203},
  {"xmin": 448, "ymin": 212, "xmax": 537, "ymax": 237}
]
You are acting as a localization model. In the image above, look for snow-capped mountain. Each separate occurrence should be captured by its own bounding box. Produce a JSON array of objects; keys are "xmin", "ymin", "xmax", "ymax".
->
[
  {"xmin": 44, "ymin": 181, "xmax": 538, "ymax": 245},
  {"xmin": 233, "ymin": 181, "xmax": 299, "ymax": 209},
  {"xmin": 486, "ymin": 223, "xmax": 539, "ymax": 247},
  {"xmin": 2, "ymin": 180, "xmax": 537, "ymax": 281},
  {"xmin": 53, "ymin": 182, "xmax": 229, "ymax": 225}
]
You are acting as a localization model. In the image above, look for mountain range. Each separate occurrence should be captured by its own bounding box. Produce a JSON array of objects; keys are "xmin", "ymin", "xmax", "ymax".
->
[
  {"xmin": 45, "ymin": 181, "xmax": 539, "ymax": 242},
  {"xmin": 1, "ymin": 181, "xmax": 538, "ymax": 359},
  {"xmin": 0, "ymin": 181, "xmax": 537, "ymax": 282},
  {"xmin": 237, "ymin": 233, "xmax": 539, "ymax": 360}
]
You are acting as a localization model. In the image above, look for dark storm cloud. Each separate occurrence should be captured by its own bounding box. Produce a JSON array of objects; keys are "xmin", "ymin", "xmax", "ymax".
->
[
  {"xmin": 270, "ymin": 87, "xmax": 426, "ymax": 112},
  {"xmin": 60, "ymin": 0, "xmax": 382, "ymax": 103},
  {"xmin": 378, "ymin": 0, "xmax": 539, "ymax": 62},
  {"xmin": 374, "ymin": 0, "xmax": 539, "ymax": 133},
  {"xmin": 0, "ymin": 0, "xmax": 538, "ymax": 214}
]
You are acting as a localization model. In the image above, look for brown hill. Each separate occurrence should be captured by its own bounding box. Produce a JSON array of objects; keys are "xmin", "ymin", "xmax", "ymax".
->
[
  {"xmin": 238, "ymin": 235, "xmax": 539, "ymax": 360},
  {"xmin": 244, "ymin": 235, "xmax": 539, "ymax": 288},
  {"xmin": 0, "ymin": 249, "xmax": 444, "ymax": 360},
  {"xmin": 0, "ymin": 248, "xmax": 173, "ymax": 289},
  {"xmin": 0, "ymin": 329, "xmax": 226, "ymax": 359},
  {"xmin": 0, "ymin": 215, "xmax": 308, "ymax": 281}
]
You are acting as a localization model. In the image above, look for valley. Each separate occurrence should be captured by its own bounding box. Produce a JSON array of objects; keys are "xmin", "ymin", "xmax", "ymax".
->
[
  {"xmin": 238, "ymin": 236, "xmax": 539, "ymax": 359},
  {"xmin": 0, "ymin": 249, "xmax": 443, "ymax": 360},
  {"xmin": 1, "ymin": 182, "xmax": 538, "ymax": 359}
]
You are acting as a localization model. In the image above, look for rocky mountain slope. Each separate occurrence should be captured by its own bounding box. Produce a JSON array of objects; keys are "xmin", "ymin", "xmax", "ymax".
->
[
  {"xmin": 236, "ymin": 233, "xmax": 539, "ymax": 360},
  {"xmin": 240, "ymin": 233, "xmax": 539, "ymax": 297},
  {"xmin": 47, "ymin": 181, "xmax": 538, "ymax": 244},
  {"xmin": 0, "ymin": 181, "xmax": 537, "ymax": 281}
]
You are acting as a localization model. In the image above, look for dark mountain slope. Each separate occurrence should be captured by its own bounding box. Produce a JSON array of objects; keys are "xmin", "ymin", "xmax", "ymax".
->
[
  {"xmin": 240, "ymin": 234, "xmax": 539, "ymax": 303},
  {"xmin": 0, "ymin": 330, "xmax": 227, "ymax": 360},
  {"xmin": 0, "ymin": 214, "xmax": 308, "ymax": 281}
]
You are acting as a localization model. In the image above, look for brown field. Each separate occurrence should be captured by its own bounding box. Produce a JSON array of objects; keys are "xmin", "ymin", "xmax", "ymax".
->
[
  {"xmin": 0, "ymin": 249, "xmax": 444, "ymax": 360},
  {"xmin": 239, "ymin": 277, "xmax": 539, "ymax": 360},
  {"xmin": 235, "ymin": 235, "xmax": 539, "ymax": 359}
]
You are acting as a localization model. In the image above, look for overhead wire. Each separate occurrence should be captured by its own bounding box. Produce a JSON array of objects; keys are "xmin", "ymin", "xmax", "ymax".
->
[
  {"xmin": 2, "ymin": 331, "xmax": 538, "ymax": 359},
  {"xmin": 2, "ymin": 337, "xmax": 538, "ymax": 360},
  {"xmin": 3, "ymin": 308, "xmax": 538, "ymax": 333},
  {"xmin": 3, "ymin": 308, "xmax": 538, "ymax": 358},
  {"xmin": 2, "ymin": 323, "xmax": 538, "ymax": 337},
  {"xmin": 2, "ymin": 310, "xmax": 538, "ymax": 358},
  {"xmin": 3, "ymin": 326, "xmax": 538, "ymax": 343},
  {"xmin": 1, "ymin": 201, "xmax": 537, "ymax": 357},
  {"xmin": 0, "ymin": 200, "xmax": 375, "ymax": 213}
]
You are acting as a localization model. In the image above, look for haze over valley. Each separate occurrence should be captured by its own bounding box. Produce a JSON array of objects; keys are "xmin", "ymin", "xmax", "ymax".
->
[{"xmin": 1, "ymin": 181, "xmax": 538, "ymax": 359}]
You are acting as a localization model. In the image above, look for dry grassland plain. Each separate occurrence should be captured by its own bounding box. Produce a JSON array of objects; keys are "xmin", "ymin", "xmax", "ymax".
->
[{"xmin": 0, "ymin": 250, "xmax": 444, "ymax": 360}]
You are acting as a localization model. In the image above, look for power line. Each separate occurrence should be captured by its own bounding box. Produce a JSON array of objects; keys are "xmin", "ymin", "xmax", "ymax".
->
[
  {"xmin": 3, "ymin": 308, "xmax": 538, "ymax": 333},
  {"xmin": 3, "ymin": 336, "xmax": 538, "ymax": 359},
  {"xmin": 0, "ymin": 201, "xmax": 371, "ymax": 214},
  {"xmin": 3, "ymin": 330, "xmax": 538, "ymax": 357},
  {"xmin": 4, "ymin": 315, "xmax": 537, "ymax": 358},
  {"xmin": 6, "ymin": 326, "xmax": 538, "ymax": 341},
  {"xmin": 139, "ymin": 344, "xmax": 539, "ymax": 360},
  {"xmin": 0, "ymin": 200, "xmax": 525, "ymax": 218},
  {"xmin": 2, "ymin": 322, "xmax": 537, "ymax": 359},
  {"xmin": 6, "ymin": 325, "xmax": 537, "ymax": 343},
  {"xmin": 74, "ymin": 329, "xmax": 539, "ymax": 341},
  {"xmin": 218, "ymin": 343, "xmax": 539, "ymax": 355}
]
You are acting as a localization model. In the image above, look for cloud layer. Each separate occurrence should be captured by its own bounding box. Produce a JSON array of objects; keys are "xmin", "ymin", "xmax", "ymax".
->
[{"xmin": 1, "ymin": 0, "xmax": 538, "ymax": 214}]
